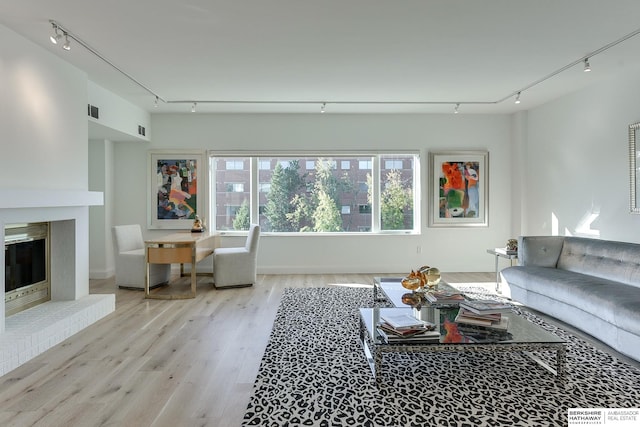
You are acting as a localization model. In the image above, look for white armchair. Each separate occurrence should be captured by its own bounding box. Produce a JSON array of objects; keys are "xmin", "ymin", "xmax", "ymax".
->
[
  {"xmin": 213, "ymin": 224, "xmax": 260, "ymax": 288},
  {"xmin": 113, "ymin": 224, "xmax": 171, "ymax": 290}
]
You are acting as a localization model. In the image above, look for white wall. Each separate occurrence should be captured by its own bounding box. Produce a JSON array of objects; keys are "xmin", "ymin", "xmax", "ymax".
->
[
  {"xmin": 89, "ymin": 139, "xmax": 115, "ymax": 279},
  {"xmin": 521, "ymin": 65, "xmax": 640, "ymax": 242},
  {"xmin": 114, "ymin": 113, "xmax": 514, "ymax": 273},
  {"xmin": 0, "ymin": 24, "xmax": 95, "ymax": 323},
  {"xmin": 0, "ymin": 25, "xmax": 88, "ymax": 190},
  {"xmin": 88, "ymin": 81, "xmax": 150, "ymax": 141}
]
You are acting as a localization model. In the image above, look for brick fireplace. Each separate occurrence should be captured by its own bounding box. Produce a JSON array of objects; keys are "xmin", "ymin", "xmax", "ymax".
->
[{"xmin": 0, "ymin": 189, "xmax": 115, "ymax": 376}]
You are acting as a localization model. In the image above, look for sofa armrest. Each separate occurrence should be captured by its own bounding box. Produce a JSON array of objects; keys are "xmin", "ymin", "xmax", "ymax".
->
[{"xmin": 518, "ymin": 236, "xmax": 565, "ymax": 267}]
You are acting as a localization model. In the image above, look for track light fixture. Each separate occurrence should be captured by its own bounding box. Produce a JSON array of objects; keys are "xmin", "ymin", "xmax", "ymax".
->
[
  {"xmin": 515, "ymin": 92, "xmax": 521, "ymax": 104},
  {"xmin": 320, "ymin": 102, "xmax": 326, "ymax": 113},
  {"xmin": 154, "ymin": 96, "xmax": 159, "ymax": 108},
  {"xmin": 191, "ymin": 102, "xmax": 197, "ymax": 113},
  {"xmin": 49, "ymin": 24, "xmax": 62, "ymax": 44},
  {"xmin": 62, "ymin": 33, "xmax": 71, "ymax": 51},
  {"xmin": 584, "ymin": 58, "xmax": 591, "ymax": 72},
  {"xmin": 454, "ymin": 103, "xmax": 460, "ymax": 114}
]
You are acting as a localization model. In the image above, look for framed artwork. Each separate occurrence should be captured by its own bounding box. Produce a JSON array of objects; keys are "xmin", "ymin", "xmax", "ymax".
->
[
  {"xmin": 148, "ymin": 150, "xmax": 205, "ymax": 229},
  {"xmin": 428, "ymin": 151, "xmax": 489, "ymax": 227},
  {"xmin": 629, "ymin": 121, "xmax": 640, "ymax": 214}
]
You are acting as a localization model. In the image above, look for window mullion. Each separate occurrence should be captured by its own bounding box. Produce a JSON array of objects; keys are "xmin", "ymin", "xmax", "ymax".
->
[
  {"xmin": 250, "ymin": 157, "xmax": 259, "ymax": 224},
  {"xmin": 372, "ymin": 156, "xmax": 380, "ymax": 232}
]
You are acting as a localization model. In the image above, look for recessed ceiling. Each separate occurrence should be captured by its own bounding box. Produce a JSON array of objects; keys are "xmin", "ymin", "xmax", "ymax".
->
[{"xmin": 3, "ymin": 0, "xmax": 640, "ymax": 114}]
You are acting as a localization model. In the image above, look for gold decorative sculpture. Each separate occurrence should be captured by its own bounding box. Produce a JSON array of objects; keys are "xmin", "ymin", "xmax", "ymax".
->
[
  {"xmin": 191, "ymin": 215, "xmax": 205, "ymax": 232},
  {"xmin": 401, "ymin": 265, "xmax": 441, "ymax": 292}
]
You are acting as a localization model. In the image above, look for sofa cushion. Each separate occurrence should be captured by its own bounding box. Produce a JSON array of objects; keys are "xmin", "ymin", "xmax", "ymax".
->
[
  {"xmin": 519, "ymin": 236, "xmax": 564, "ymax": 268},
  {"xmin": 558, "ymin": 237, "xmax": 640, "ymax": 289},
  {"xmin": 503, "ymin": 266, "xmax": 640, "ymax": 335}
]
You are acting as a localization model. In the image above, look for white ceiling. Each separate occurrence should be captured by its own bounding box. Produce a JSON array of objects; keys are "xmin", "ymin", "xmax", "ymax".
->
[{"xmin": 3, "ymin": 0, "xmax": 640, "ymax": 114}]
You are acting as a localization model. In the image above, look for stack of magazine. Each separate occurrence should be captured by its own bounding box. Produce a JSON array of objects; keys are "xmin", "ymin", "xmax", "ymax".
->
[
  {"xmin": 425, "ymin": 290, "xmax": 466, "ymax": 305},
  {"xmin": 377, "ymin": 313, "xmax": 440, "ymax": 343},
  {"xmin": 454, "ymin": 300, "xmax": 512, "ymax": 342}
]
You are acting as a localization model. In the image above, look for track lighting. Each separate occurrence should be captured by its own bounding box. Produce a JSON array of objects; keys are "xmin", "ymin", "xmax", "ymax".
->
[
  {"xmin": 43, "ymin": 19, "xmax": 639, "ymax": 113},
  {"xmin": 62, "ymin": 33, "xmax": 71, "ymax": 51},
  {"xmin": 49, "ymin": 25, "xmax": 62, "ymax": 44}
]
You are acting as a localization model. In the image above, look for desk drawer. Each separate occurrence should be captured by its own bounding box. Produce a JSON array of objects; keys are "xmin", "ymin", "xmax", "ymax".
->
[{"xmin": 147, "ymin": 246, "xmax": 193, "ymax": 264}]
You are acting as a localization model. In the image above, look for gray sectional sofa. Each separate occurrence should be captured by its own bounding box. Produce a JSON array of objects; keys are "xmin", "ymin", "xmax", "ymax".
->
[{"xmin": 501, "ymin": 236, "xmax": 640, "ymax": 362}]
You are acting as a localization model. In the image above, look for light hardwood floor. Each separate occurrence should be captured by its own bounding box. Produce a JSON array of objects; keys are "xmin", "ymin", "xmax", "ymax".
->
[
  {"xmin": 10, "ymin": 271, "xmax": 636, "ymax": 427},
  {"xmin": 0, "ymin": 272, "xmax": 492, "ymax": 427}
]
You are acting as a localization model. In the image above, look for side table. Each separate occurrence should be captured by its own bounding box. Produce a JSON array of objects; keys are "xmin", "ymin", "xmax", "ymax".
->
[{"xmin": 486, "ymin": 248, "xmax": 517, "ymax": 293}]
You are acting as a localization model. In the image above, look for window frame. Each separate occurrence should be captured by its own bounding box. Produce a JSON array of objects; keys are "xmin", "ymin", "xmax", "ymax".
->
[{"xmin": 208, "ymin": 150, "xmax": 421, "ymax": 235}]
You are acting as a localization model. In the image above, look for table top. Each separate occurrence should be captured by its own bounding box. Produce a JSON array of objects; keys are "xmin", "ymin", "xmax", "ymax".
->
[
  {"xmin": 145, "ymin": 230, "xmax": 218, "ymax": 245},
  {"xmin": 374, "ymin": 276, "xmax": 461, "ymax": 308},
  {"xmin": 369, "ymin": 276, "xmax": 564, "ymax": 346},
  {"xmin": 487, "ymin": 248, "xmax": 518, "ymax": 259}
]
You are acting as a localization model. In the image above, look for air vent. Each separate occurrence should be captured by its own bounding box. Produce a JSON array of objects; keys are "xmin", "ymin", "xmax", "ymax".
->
[
  {"xmin": 138, "ymin": 125, "xmax": 146, "ymax": 136},
  {"xmin": 87, "ymin": 104, "xmax": 99, "ymax": 119}
]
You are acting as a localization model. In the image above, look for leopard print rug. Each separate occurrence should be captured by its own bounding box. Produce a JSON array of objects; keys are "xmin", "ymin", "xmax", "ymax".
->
[{"xmin": 242, "ymin": 286, "xmax": 640, "ymax": 426}]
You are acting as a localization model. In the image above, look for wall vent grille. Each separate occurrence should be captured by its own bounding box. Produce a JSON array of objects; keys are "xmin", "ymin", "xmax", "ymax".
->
[{"xmin": 87, "ymin": 104, "xmax": 99, "ymax": 119}]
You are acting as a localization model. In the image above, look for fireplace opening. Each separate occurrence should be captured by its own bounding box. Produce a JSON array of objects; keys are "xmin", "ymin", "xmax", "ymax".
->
[{"xmin": 5, "ymin": 222, "xmax": 50, "ymax": 316}]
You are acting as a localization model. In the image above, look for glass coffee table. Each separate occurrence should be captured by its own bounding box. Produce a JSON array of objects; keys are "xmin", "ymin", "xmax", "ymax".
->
[{"xmin": 361, "ymin": 277, "xmax": 566, "ymax": 384}]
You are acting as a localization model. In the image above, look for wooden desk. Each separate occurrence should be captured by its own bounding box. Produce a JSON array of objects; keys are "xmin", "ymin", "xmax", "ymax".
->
[{"xmin": 145, "ymin": 231, "xmax": 219, "ymax": 299}]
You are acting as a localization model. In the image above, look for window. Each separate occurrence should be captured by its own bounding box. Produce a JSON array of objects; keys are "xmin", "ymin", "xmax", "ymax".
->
[
  {"xmin": 359, "ymin": 160, "xmax": 372, "ymax": 169},
  {"xmin": 226, "ymin": 160, "xmax": 244, "ymax": 170},
  {"xmin": 258, "ymin": 182, "xmax": 271, "ymax": 193},
  {"xmin": 210, "ymin": 153, "xmax": 419, "ymax": 233},
  {"xmin": 384, "ymin": 159, "xmax": 403, "ymax": 169},
  {"xmin": 258, "ymin": 160, "xmax": 271, "ymax": 170},
  {"xmin": 225, "ymin": 182, "xmax": 244, "ymax": 192}
]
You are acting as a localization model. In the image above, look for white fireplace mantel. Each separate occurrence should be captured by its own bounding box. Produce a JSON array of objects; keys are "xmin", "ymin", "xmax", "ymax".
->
[
  {"xmin": 0, "ymin": 188, "xmax": 113, "ymax": 377},
  {"xmin": 0, "ymin": 189, "xmax": 103, "ymax": 209}
]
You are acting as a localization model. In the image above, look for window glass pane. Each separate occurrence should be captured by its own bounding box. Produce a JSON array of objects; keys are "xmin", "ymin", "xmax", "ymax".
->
[
  {"xmin": 257, "ymin": 156, "xmax": 372, "ymax": 232},
  {"xmin": 214, "ymin": 157, "xmax": 251, "ymax": 231},
  {"xmin": 380, "ymin": 155, "xmax": 414, "ymax": 230}
]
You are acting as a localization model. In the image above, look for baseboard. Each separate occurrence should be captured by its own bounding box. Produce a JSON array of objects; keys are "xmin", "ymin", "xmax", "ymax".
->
[{"xmin": 89, "ymin": 267, "xmax": 115, "ymax": 280}]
